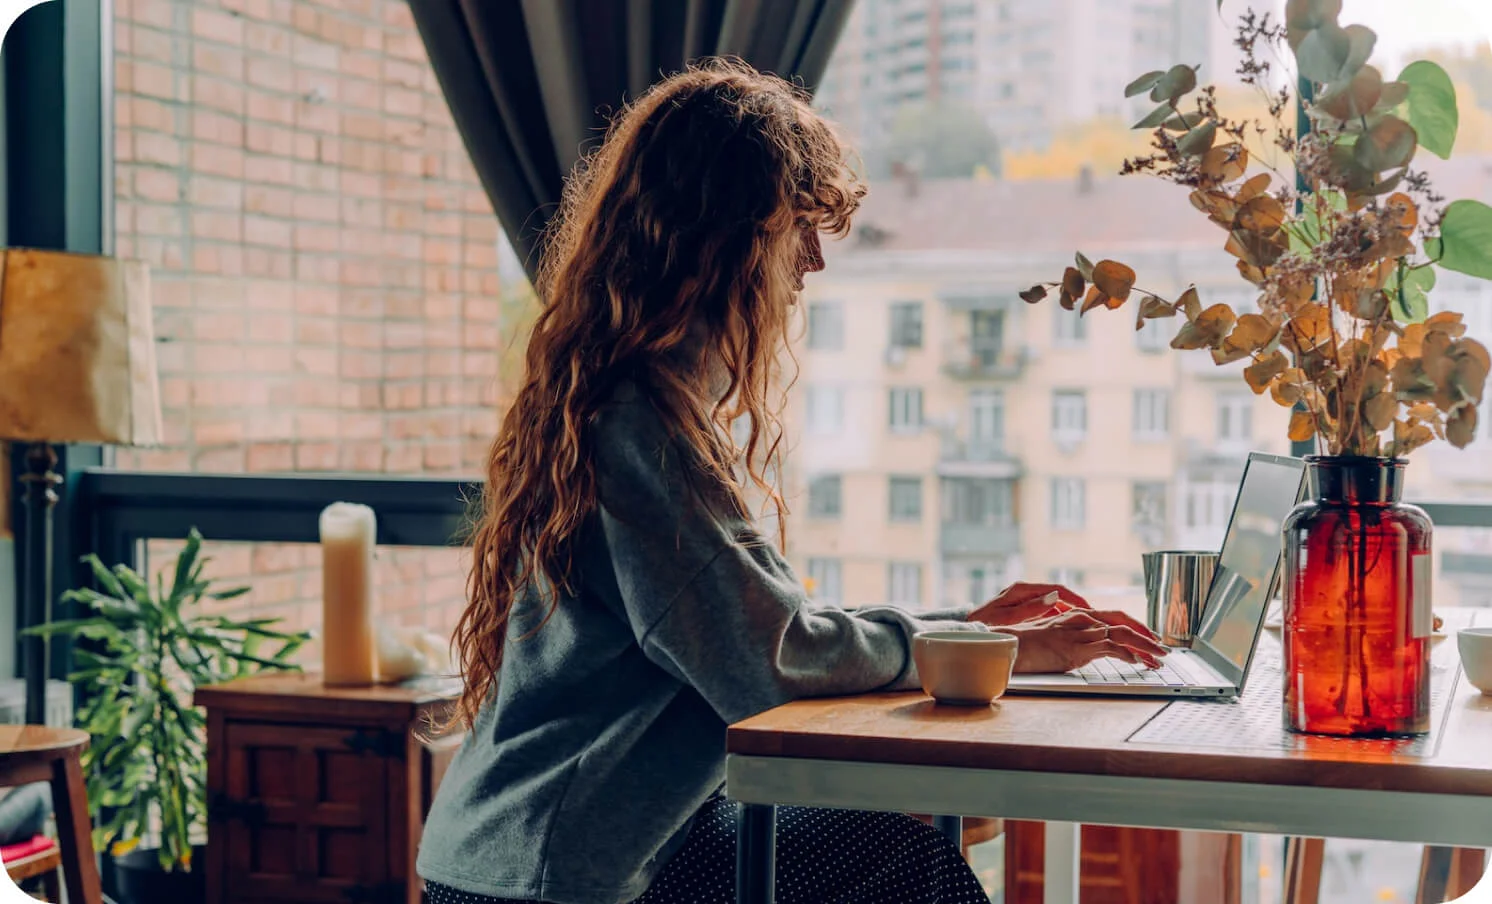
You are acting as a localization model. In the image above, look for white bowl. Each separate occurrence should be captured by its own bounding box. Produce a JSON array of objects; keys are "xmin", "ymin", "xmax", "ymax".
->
[
  {"xmin": 912, "ymin": 631, "xmax": 1019, "ymax": 705},
  {"xmin": 1458, "ymin": 628, "xmax": 1492, "ymax": 694}
]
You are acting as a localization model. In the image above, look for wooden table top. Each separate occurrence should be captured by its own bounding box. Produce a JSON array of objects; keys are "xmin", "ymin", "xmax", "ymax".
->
[
  {"xmin": 194, "ymin": 671, "xmax": 462, "ymax": 723},
  {"xmin": 728, "ymin": 620, "xmax": 1492, "ymax": 798}
]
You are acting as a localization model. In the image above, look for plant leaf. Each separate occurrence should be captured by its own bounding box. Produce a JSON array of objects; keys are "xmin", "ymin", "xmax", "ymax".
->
[
  {"xmin": 1177, "ymin": 286, "xmax": 1201, "ymax": 319},
  {"xmin": 1428, "ymin": 200, "xmax": 1492, "ymax": 279},
  {"xmin": 1092, "ymin": 260, "xmax": 1137, "ymax": 302},
  {"xmin": 1020, "ymin": 285, "xmax": 1048, "ymax": 304},
  {"xmin": 1294, "ymin": 22, "xmax": 1351, "ymax": 83},
  {"xmin": 1447, "ymin": 404, "xmax": 1479, "ymax": 448},
  {"xmin": 1244, "ymin": 351, "xmax": 1289, "ymax": 394},
  {"xmin": 1172, "ymin": 303, "xmax": 1236, "ymax": 350},
  {"xmin": 1288, "ymin": 408, "xmax": 1317, "ymax": 442},
  {"xmin": 1364, "ymin": 391, "xmax": 1398, "ymax": 431},
  {"xmin": 1132, "ymin": 104, "xmax": 1175, "ymax": 130},
  {"xmin": 1125, "ymin": 70, "xmax": 1166, "ymax": 98},
  {"xmin": 1149, "ymin": 64, "xmax": 1198, "ymax": 104},
  {"xmin": 1398, "ymin": 60, "xmax": 1458, "ymax": 160},
  {"xmin": 1162, "ymin": 111, "xmax": 1209, "ymax": 131},
  {"xmin": 1176, "ymin": 121, "xmax": 1218, "ymax": 157},
  {"xmin": 1388, "ymin": 265, "xmax": 1435, "ymax": 323},
  {"xmin": 1353, "ymin": 115, "xmax": 1417, "ymax": 173},
  {"xmin": 1200, "ymin": 143, "xmax": 1249, "ymax": 182},
  {"xmin": 1074, "ymin": 252, "xmax": 1095, "ymax": 281},
  {"xmin": 1316, "ymin": 64, "xmax": 1383, "ymax": 120}
]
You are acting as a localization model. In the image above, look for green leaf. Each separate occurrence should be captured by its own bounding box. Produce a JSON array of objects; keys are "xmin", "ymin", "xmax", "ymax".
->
[
  {"xmin": 1389, "ymin": 266, "xmax": 1435, "ymax": 323},
  {"xmin": 1162, "ymin": 111, "xmax": 1208, "ymax": 131},
  {"xmin": 82, "ymin": 555, "xmax": 127, "ymax": 600},
  {"xmin": 1398, "ymin": 60, "xmax": 1458, "ymax": 160},
  {"xmin": 1176, "ymin": 121, "xmax": 1218, "ymax": 157},
  {"xmin": 1132, "ymin": 103, "xmax": 1174, "ymax": 130},
  {"xmin": 1353, "ymin": 116, "xmax": 1416, "ymax": 172},
  {"xmin": 1295, "ymin": 23, "xmax": 1351, "ymax": 83},
  {"xmin": 1149, "ymin": 65, "xmax": 1198, "ymax": 104},
  {"xmin": 1428, "ymin": 199, "xmax": 1492, "ymax": 279},
  {"xmin": 210, "ymin": 586, "xmax": 251, "ymax": 601},
  {"xmin": 1125, "ymin": 70, "xmax": 1166, "ymax": 98},
  {"xmin": 1075, "ymin": 252, "xmax": 1095, "ymax": 280}
]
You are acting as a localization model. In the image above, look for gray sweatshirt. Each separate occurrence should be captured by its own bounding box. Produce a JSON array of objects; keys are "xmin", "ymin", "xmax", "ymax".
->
[{"xmin": 416, "ymin": 382, "xmax": 987, "ymax": 904}]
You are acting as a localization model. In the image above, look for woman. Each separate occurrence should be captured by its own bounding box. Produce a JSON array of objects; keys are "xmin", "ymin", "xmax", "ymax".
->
[{"xmin": 418, "ymin": 59, "xmax": 1165, "ymax": 904}]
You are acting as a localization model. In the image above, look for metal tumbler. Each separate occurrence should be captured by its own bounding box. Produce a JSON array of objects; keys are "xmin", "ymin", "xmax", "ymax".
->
[{"xmin": 1142, "ymin": 550, "xmax": 1220, "ymax": 647}]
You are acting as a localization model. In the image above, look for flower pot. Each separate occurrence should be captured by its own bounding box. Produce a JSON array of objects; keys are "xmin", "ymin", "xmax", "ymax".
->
[
  {"xmin": 1281, "ymin": 456, "xmax": 1433, "ymax": 737},
  {"xmin": 112, "ymin": 845, "xmax": 207, "ymax": 904}
]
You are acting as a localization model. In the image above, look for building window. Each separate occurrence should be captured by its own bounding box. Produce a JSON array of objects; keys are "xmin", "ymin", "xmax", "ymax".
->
[
  {"xmin": 964, "ymin": 563, "xmax": 1006, "ymax": 605},
  {"xmin": 1132, "ymin": 480, "xmax": 1168, "ymax": 545},
  {"xmin": 1052, "ymin": 390, "xmax": 1087, "ymax": 445},
  {"xmin": 969, "ymin": 389, "xmax": 1005, "ymax": 454},
  {"xmin": 808, "ymin": 301, "xmax": 845, "ymax": 351},
  {"xmin": 969, "ymin": 310, "xmax": 1004, "ymax": 366},
  {"xmin": 943, "ymin": 478, "xmax": 1014, "ymax": 526},
  {"xmin": 808, "ymin": 474, "xmax": 843, "ymax": 519},
  {"xmin": 1133, "ymin": 389, "xmax": 1171, "ymax": 441},
  {"xmin": 889, "ymin": 475, "xmax": 923, "ymax": 522},
  {"xmin": 806, "ymin": 385, "xmax": 845, "ymax": 435},
  {"xmin": 889, "ymin": 387, "xmax": 924, "ymax": 433},
  {"xmin": 1136, "ymin": 317, "xmax": 1171, "ymax": 352},
  {"xmin": 889, "ymin": 301, "xmax": 924, "ymax": 348},
  {"xmin": 888, "ymin": 562, "xmax": 922, "ymax": 606},
  {"xmin": 1182, "ymin": 478, "xmax": 1236, "ymax": 550},
  {"xmin": 1051, "ymin": 477, "xmax": 1086, "ymax": 530},
  {"xmin": 1050, "ymin": 567, "xmax": 1086, "ymax": 588},
  {"xmin": 1217, "ymin": 392, "xmax": 1254, "ymax": 446},
  {"xmin": 807, "ymin": 558, "xmax": 843, "ymax": 604},
  {"xmin": 1054, "ymin": 305, "xmax": 1087, "ymax": 345}
]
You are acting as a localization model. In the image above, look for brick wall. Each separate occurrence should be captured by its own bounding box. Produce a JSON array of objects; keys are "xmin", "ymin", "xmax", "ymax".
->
[{"xmin": 112, "ymin": 0, "xmax": 504, "ymax": 643}]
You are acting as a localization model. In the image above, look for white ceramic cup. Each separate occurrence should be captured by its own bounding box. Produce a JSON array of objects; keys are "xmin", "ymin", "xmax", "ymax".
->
[
  {"xmin": 1457, "ymin": 627, "xmax": 1492, "ymax": 694},
  {"xmin": 912, "ymin": 630, "xmax": 1019, "ymax": 705}
]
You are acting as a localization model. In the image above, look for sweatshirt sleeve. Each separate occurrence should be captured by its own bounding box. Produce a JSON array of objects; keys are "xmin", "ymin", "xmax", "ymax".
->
[{"xmin": 590, "ymin": 389, "xmax": 986, "ymax": 726}]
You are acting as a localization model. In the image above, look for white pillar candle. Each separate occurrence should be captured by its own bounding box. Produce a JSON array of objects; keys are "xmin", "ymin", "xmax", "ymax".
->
[{"xmin": 320, "ymin": 502, "xmax": 378, "ymax": 686}]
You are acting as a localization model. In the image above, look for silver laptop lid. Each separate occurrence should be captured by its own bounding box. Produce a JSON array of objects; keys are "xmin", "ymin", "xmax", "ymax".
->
[{"xmin": 1189, "ymin": 452, "xmax": 1307, "ymax": 691}]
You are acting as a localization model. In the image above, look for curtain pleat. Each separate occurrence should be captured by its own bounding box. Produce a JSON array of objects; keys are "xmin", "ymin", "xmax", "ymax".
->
[{"xmin": 409, "ymin": 0, "xmax": 855, "ymax": 282}]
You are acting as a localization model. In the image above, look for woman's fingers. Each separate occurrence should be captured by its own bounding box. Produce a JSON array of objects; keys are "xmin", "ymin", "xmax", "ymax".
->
[
  {"xmin": 1104, "ymin": 624, "xmax": 1169, "ymax": 659},
  {"xmin": 1086, "ymin": 608, "xmax": 1163, "ymax": 642},
  {"xmin": 1081, "ymin": 640, "xmax": 1147, "ymax": 668}
]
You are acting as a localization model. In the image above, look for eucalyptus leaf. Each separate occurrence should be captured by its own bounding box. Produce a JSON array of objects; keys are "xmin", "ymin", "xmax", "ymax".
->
[
  {"xmin": 1149, "ymin": 64, "xmax": 1198, "ymax": 104},
  {"xmin": 1389, "ymin": 266, "xmax": 1435, "ymax": 323},
  {"xmin": 1132, "ymin": 103, "xmax": 1175, "ymax": 130},
  {"xmin": 1176, "ymin": 121, "xmax": 1218, "ymax": 157},
  {"xmin": 1294, "ymin": 23, "xmax": 1351, "ymax": 83},
  {"xmin": 1125, "ymin": 70, "xmax": 1166, "ymax": 98},
  {"xmin": 1353, "ymin": 116, "xmax": 1416, "ymax": 172},
  {"xmin": 1398, "ymin": 60, "xmax": 1458, "ymax": 160},
  {"xmin": 1428, "ymin": 200, "xmax": 1492, "ymax": 279}
]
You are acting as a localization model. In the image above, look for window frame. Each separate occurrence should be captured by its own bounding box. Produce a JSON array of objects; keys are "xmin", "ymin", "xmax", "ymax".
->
[
  {"xmin": 807, "ymin": 300, "xmax": 846, "ymax": 351},
  {"xmin": 888, "ymin": 475, "xmax": 923, "ymax": 523},
  {"xmin": 887, "ymin": 561, "xmax": 922, "ymax": 606},
  {"xmin": 889, "ymin": 300, "xmax": 924, "ymax": 349},
  {"xmin": 1050, "ymin": 476, "xmax": 1086, "ymax": 531},
  {"xmin": 1051, "ymin": 390, "xmax": 1087, "ymax": 445},
  {"xmin": 807, "ymin": 474, "xmax": 844, "ymax": 519},
  {"xmin": 1132, "ymin": 388, "xmax": 1171, "ymax": 442},
  {"xmin": 888, "ymin": 386, "xmax": 924, "ymax": 434}
]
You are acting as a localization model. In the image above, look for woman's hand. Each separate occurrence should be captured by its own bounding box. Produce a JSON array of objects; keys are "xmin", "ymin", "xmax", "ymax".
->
[
  {"xmin": 1005, "ymin": 610, "xmax": 1168, "ymax": 674},
  {"xmin": 968, "ymin": 582, "xmax": 1090, "ymax": 628}
]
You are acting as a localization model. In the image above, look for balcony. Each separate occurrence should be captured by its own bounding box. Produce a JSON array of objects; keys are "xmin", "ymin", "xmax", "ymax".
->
[
  {"xmin": 940, "ymin": 521, "xmax": 1022, "ymax": 557},
  {"xmin": 938, "ymin": 437, "xmax": 1022, "ymax": 479},
  {"xmin": 941, "ymin": 342, "xmax": 1032, "ymax": 380}
]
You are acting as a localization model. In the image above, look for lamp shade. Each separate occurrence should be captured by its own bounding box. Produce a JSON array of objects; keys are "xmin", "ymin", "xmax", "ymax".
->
[{"xmin": 0, "ymin": 248, "xmax": 162, "ymax": 446}]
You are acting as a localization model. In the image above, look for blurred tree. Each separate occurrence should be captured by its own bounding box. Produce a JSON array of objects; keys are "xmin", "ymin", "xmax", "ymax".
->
[{"xmin": 879, "ymin": 102, "xmax": 1002, "ymax": 179}]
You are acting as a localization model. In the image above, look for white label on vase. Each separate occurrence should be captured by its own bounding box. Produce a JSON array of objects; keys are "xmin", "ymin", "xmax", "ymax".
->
[{"xmin": 1411, "ymin": 552, "xmax": 1433, "ymax": 639}]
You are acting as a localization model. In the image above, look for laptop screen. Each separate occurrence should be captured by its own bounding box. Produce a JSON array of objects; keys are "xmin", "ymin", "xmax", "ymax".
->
[{"xmin": 1191, "ymin": 453, "xmax": 1307, "ymax": 686}]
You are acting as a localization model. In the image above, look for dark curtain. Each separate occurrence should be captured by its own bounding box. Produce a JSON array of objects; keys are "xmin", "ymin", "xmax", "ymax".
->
[{"xmin": 408, "ymin": 0, "xmax": 856, "ymax": 283}]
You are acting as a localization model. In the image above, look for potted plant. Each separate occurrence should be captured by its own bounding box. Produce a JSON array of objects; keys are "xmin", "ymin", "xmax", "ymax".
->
[
  {"xmin": 30, "ymin": 528, "xmax": 310, "ymax": 903},
  {"xmin": 1019, "ymin": 1, "xmax": 1492, "ymax": 737}
]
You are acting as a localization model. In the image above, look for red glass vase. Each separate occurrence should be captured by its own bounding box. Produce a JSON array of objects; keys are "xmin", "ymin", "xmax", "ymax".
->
[{"xmin": 1281, "ymin": 456, "xmax": 1432, "ymax": 737}]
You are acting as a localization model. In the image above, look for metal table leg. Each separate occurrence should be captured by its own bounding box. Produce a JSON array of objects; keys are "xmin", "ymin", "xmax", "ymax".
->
[
  {"xmin": 737, "ymin": 803, "xmax": 776, "ymax": 904},
  {"xmin": 933, "ymin": 815, "xmax": 964, "ymax": 849},
  {"xmin": 1044, "ymin": 821, "xmax": 1081, "ymax": 904}
]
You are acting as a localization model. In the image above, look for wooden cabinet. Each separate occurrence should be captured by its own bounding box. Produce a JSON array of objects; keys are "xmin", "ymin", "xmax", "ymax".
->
[{"xmin": 195, "ymin": 673, "xmax": 464, "ymax": 904}]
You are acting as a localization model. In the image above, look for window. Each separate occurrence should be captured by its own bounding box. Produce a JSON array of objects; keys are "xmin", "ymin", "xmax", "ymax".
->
[
  {"xmin": 1133, "ymin": 389, "xmax": 1170, "ymax": 441},
  {"xmin": 1052, "ymin": 390, "xmax": 1087, "ymax": 445},
  {"xmin": 1136, "ymin": 317, "xmax": 1171, "ymax": 352},
  {"xmin": 806, "ymin": 386, "xmax": 845, "ymax": 435},
  {"xmin": 1217, "ymin": 392, "xmax": 1254, "ymax": 446},
  {"xmin": 808, "ymin": 475, "xmax": 843, "ymax": 519},
  {"xmin": 964, "ymin": 563, "xmax": 1006, "ymax": 605},
  {"xmin": 889, "ymin": 476, "xmax": 923, "ymax": 522},
  {"xmin": 888, "ymin": 562, "xmax": 923, "ymax": 605},
  {"xmin": 807, "ymin": 558, "xmax": 843, "ymax": 604},
  {"xmin": 943, "ymin": 478, "xmax": 1014, "ymax": 526},
  {"xmin": 808, "ymin": 301, "xmax": 845, "ymax": 351},
  {"xmin": 890, "ymin": 301, "xmax": 924, "ymax": 348},
  {"xmin": 1181, "ymin": 478, "xmax": 1236, "ymax": 550},
  {"xmin": 969, "ymin": 310, "xmax": 1004, "ymax": 366},
  {"xmin": 1050, "ymin": 477, "xmax": 1086, "ymax": 530},
  {"xmin": 889, "ymin": 387, "xmax": 924, "ymax": 433},
  {"xmin": 1132, "ymin": 481, "xmax": 1168, "ymax": 544},
  {"xmin": 1054, "ymin": 306, "xmax": 1087, "ymax": 344},
  {"xmin": 969, "ymin": 389, "xmax": 1005, "ymax": 453}
]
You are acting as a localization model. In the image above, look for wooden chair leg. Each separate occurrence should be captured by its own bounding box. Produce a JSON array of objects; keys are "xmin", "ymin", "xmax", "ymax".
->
[
  {"xmin": 1283, "ymin": 837, "xmax": 1326, "ymax": 904},
  {"xmin": 50, "ymin": 750, "xmax": 102, "ymax": 904},
  {"xmin": 1418, "ymin": 846, "xmax": 1488, "ymax": 903},
  {"xmin": 41, "ymin": 866, "xmax": 62, "ymax": 902}
]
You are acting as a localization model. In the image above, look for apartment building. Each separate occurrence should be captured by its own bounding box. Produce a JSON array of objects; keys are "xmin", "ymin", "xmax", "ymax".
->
[{"xmin": 781, "ymin": 164, "xmax": 1492, "ymax": 612}]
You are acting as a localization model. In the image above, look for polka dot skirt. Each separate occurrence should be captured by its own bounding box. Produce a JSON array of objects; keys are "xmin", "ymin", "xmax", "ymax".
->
[{"xmin": 423, "ymin": 796, "xmax": 990, "ymax": 903}]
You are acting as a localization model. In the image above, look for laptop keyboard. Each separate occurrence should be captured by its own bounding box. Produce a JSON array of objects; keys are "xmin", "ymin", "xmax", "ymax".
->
[{"xmin": 1073, "ymin": 658, "xmax": 1193, "ymax": 687}]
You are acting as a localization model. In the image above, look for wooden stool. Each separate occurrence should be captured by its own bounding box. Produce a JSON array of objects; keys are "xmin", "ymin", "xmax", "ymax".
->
[
  {"xmin": 3, "ymin": 835, "xmax": 63, "ymax": 901},
  {"xmin": 0, "ymin": 726, "xmax": 101, "ymax": 904},
  {"xmin": 1284, "ymin": 837, "xmax": 1486, "ymax": 904}
]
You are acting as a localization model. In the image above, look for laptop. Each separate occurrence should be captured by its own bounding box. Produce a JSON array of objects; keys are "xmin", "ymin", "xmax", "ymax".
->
[{"xmin": 1006, "ymin": 451, "xmax": 1306, "ymax": 699}]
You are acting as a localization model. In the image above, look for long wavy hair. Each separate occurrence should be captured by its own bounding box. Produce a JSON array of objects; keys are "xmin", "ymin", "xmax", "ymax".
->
[{"xmin": 449, "ymin": 59, "xmax": 864, "ymax": 729}]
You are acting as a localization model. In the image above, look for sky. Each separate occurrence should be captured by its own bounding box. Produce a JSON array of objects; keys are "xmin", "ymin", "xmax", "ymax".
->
[{"xmin": 1233, "ymin": 0, "xmax": 1492, "ymax": 67}]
